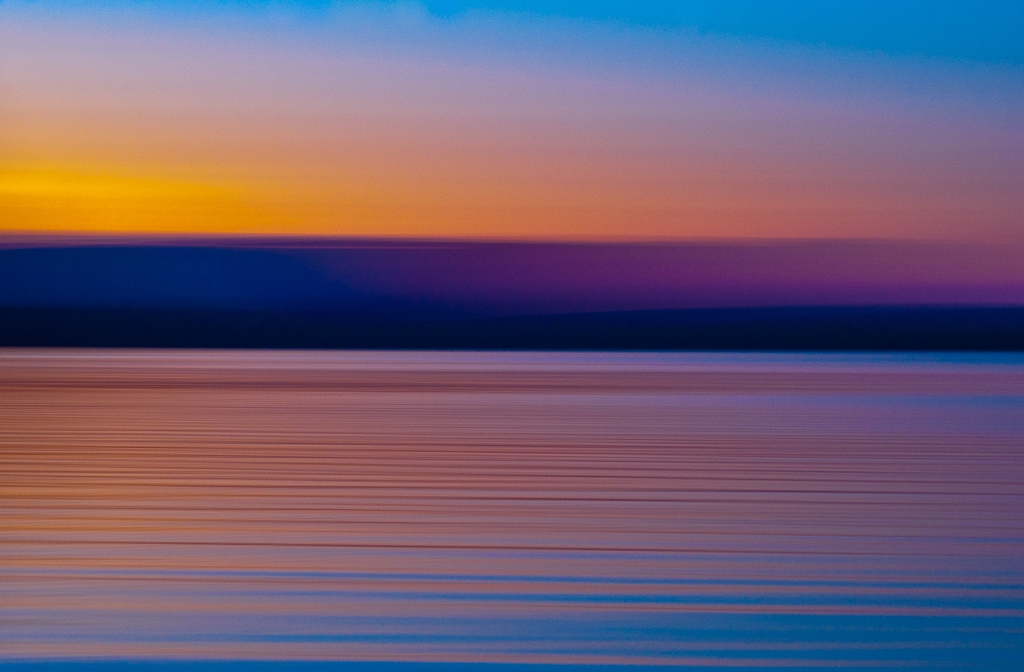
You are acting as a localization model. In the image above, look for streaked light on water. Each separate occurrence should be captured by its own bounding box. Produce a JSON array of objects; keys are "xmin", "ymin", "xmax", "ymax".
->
[{"xmin": 1, "ymin": 350, "xmax": 1022, "ymax": 667}]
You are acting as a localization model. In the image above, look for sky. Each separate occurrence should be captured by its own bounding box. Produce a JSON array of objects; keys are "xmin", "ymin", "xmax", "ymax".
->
[{"xmin": 1, "ymin": 1, "xmax": 1023, "ymax": 241}]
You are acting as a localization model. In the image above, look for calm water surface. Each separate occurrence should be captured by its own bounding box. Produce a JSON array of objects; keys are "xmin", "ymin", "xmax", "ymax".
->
[{"xmin": 2, "ymin": 350, "xmax": 1023, "ymax": 668}]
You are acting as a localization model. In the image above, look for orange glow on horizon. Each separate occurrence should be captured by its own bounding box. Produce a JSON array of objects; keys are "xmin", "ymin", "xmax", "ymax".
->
[{"xmin": 1, "ymin": 160, "xmax": 1006, "ymax": 241}]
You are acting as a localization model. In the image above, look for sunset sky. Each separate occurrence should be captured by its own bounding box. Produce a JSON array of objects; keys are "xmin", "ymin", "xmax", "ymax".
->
[{"xmin": 2, "ymin": 1, "xmax": 1023, "ymax": 240}]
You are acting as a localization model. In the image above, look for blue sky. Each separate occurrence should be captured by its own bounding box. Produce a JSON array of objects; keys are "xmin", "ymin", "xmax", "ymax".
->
[
  {"xmin": 116, "ymin": 0, "xmax": 1024, "ymax": 64},
  {"xmin": 22, "ymin": 1, "xmax": 1024, "ymax": 63},
  {"xmin": 425, "ymin": 2, "xmax": 1024, "ymax": 60}
]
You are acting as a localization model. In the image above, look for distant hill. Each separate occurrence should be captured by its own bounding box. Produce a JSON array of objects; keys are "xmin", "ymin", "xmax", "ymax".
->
[{"xmin": 2, "ymin": 237, "xmax": 1022, "ymax": 350}]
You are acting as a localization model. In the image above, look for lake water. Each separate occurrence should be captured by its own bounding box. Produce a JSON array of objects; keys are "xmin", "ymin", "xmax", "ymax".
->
[{"xmin": 2, "ymin": 350, "xmax": 1022, "ymax": 669}]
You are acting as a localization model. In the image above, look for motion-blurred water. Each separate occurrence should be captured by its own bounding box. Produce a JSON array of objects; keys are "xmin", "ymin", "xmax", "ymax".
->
[{"xmin": 2, "ymin": 350, "xmax": 1022, "ymax": 668}]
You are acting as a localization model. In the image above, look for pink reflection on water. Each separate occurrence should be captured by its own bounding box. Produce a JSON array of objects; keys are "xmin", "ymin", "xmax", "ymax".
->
[{"xmin": 1, "ymin": 350, "xmax": 1023, "ymax": 665}]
